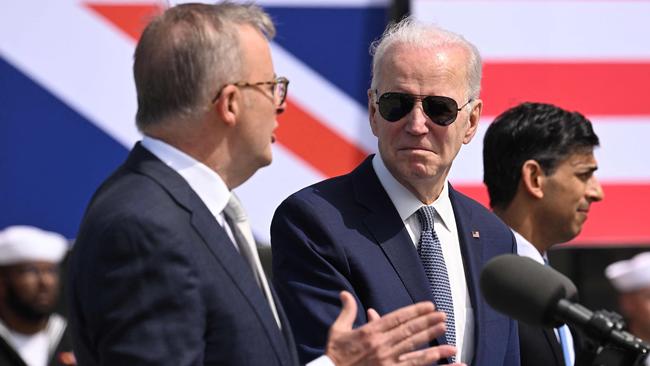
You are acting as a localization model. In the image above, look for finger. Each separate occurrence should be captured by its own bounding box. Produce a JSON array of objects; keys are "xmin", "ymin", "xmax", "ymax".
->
[
  {"xmin": 389, "ymin": 318, "xmax": 447, "ymax": 356},
  {"xmin": 331, "ymin": 291, "xmax": 358, "ymax": 331},
  {"xmin": 369, "ymin": 301, "xmax": 436, "ymax": 332},
  {"xmin": 367, "ymin": 308, "xmax": 381, "ymax": 322},
  {"xmin": 382, "ymin": 310, "xmax": 446, "ymax": 349},
  {"xmin": 397, "ymin": 344, "xmax": 458, "ymax": 365}
]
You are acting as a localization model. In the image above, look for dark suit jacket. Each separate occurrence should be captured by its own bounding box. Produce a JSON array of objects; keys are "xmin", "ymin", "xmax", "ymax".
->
[
  {"xmin": 67, "ymin": 143, "xmax": 299, "ymax": 365},
  {"xmin": 271, "ymin": 156, "xmax": 520, "ymax": 366},
  {"xmin": 519, "ymin": 322, "xmax": 588, "ymax": 366},
  {"xmin": 519, "ymin": 324, "xmax": 566, "ymax": 366}
]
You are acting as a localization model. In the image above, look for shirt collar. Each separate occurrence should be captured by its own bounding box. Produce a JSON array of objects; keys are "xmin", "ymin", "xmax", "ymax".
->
[
  {"xmin": 141, "ymin": 136, "xmax": 230, "ymax": 218},
  {"xmin": 513, "ymin": 230, "xmax": 548, "ymax": 265},
  {"xmin": 372, "ymin": 154, "xmax": 454, "ymax": 231}
]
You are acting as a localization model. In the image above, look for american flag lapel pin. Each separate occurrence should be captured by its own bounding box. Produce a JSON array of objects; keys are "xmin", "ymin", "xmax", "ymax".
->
[{"xmin": 471, "ymin": 230, "xmax": 480, "ymax": 238}]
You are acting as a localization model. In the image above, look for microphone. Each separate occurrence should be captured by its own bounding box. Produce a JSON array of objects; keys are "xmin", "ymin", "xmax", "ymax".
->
[
  {"xmin": 480, "ymin": 254, "xmax": 650, "ymax": 356},
  {"xmin": 480, "ymin": 254, "xmax": 577, "ymax": 328}
]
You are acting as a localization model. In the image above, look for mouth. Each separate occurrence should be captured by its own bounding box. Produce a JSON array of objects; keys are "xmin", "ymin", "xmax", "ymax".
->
[
  {"xmin": 399, "ymin": 146, "xmax": 433, "ymax": 153},
  {"xmin": 577, "ymin": 207, "xmax": 590, "ymax": 218}
]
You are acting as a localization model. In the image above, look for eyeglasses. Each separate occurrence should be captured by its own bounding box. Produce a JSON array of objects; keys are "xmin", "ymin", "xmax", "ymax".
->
[
  {"xmin": 375, "ymin": 91, "xmax": 473, "ymax": 126},
  {"xmin": 212, "ymin": 76, "xmax": 290, "ymax": 106}
]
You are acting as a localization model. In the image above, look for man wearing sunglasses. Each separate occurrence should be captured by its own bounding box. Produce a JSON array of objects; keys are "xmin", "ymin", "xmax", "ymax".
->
[
  {"xmin": 67, "ymin": 3, "xmax": 459, "ymax": 366},
  {"xmin": 272, "ymin": 17, "xmax": 520, "ymax": 366},
  {"xmin": 483, "ymin": 102, "xmax": 604, "ymax": 366}
]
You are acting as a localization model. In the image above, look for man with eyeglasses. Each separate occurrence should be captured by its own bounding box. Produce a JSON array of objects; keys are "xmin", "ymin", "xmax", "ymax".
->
[
  {"xmin": 67, "ymin": 3, "xmax": 457, "ymax": 366},
  {"xmin": 272, "ymin": 17, "xmax": 520, "ymax": 366}
]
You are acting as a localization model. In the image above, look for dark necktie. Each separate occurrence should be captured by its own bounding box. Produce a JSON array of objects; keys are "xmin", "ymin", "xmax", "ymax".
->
[{"xmin": 416, "ymin": 206, "xmax": 456, "ymax": 351}]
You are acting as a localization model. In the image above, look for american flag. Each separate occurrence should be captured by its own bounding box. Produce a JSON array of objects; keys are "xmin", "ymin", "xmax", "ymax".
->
[
  {"xmin": 413, "ymin": 0, "xmax": 650, "ymax": 245},
  {"xmin": 1, "ymin": 0, "xmax": 647, "ymax": 245}
]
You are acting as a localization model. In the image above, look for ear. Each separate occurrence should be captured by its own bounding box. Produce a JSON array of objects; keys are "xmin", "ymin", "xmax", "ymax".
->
[
  {"xmin": 213, "ymin": 84, "xmax": 239, "ymax": 127},
  {"xmin": 368, "ymin": 89, "xmax": 379, "ymax": 137},
  {"xmin": 521, "ymin": 159, "xmax": 545, "ymax": 199},
  {"xmin": 462, "ymin": 98, "xmax": 482, "ymax": 144}
]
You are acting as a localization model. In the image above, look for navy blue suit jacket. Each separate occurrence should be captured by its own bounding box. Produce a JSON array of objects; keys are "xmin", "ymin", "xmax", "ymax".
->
[
  {"xmin": 67, "ymin": 143, "xmax": 299, "ymax": 365},
  {"xmin": 272, "ymin": 156, "xmax": 520, "ymax": 366}
]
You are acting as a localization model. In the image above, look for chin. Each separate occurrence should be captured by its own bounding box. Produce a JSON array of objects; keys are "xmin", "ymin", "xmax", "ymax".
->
[{"xmin": 257, "ymin": 154, "xmax": 273, "ymax": 169}]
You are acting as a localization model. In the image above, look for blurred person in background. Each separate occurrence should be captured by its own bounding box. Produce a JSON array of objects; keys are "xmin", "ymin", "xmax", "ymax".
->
[
  {"xmin": 606, "ymin": 252, "xmax": 650, "ymax": 346},
  {"xmin": 0, "ymin": 225, "xmax": 75, "ymax": 366}
]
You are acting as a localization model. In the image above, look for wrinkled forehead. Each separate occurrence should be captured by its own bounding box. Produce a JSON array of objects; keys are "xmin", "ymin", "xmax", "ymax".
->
[{"xmin": 376, "ymin": 43, "xmax": 471, "ymax": 93}]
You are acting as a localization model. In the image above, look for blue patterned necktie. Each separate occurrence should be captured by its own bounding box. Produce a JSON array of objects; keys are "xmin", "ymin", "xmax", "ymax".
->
[{"xmin": 416, "ymin": 206, "xmax": 456, "ymax": 350}]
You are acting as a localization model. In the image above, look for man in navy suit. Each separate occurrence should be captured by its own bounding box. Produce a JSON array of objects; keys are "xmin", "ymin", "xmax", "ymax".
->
[
  {"xmin": 272, "ymin": 17, "xmax": 520, "ymax": 366},
  {"xmin": 67, "ymin": 3, "xmax": 459, "ymax": 365},
  {"xmin": 483, "ymin": 102, "xmax": 604, "ymax": 366}
]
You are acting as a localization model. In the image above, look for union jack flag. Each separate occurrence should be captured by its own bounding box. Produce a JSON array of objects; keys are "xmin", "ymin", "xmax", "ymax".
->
[{"xmin": 1, "ymin": 0, "xmax": 648, "ymax": 245}]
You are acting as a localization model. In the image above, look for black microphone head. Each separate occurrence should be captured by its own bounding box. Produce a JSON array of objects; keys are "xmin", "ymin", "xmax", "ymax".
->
[{"xmin": 480, "ymin": 254, "xmax": 577, "ymax": 327}]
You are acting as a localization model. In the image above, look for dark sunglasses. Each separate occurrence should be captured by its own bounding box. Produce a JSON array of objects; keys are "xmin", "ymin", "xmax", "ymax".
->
[{"xmin": 376, "ymin": 91, "xmax": 473, "ymax": 126}]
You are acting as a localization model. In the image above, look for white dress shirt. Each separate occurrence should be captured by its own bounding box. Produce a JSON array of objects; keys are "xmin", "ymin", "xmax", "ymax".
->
[
  {"xmin": 372, "ymin": 154, "xmax": 475, "ymax": 363},
  {"xmin": 0, "ymin": 314, "xmax": 66, "ymax": 366},
  {"xmin": 514, "ymin": 230, "xmax": 576, "ymax": 365}
]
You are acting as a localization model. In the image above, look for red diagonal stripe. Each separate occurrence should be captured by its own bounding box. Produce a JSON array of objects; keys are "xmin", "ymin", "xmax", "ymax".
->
[
  {"xmin": 82, "ymin": 3, "xmax": 368, "ymax": 178},
  {"xmin": 84, "ymin": 3, "xmax": 162, "ymax": 41},
  {"xmin": 454, "ymin": 183, "xmax": 650, "ymax": 245},
  {"xmin": 482, "ymin": 62, "xmax": 650, "ymax": 116},
  {"xmin": 278, "ymin": 100, "xmax": 368, "ymax": 177}
]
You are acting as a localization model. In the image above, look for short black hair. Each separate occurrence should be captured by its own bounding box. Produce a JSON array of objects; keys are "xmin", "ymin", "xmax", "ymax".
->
[{"xmin": 483, "ymin": 102, "xmax": 599, "ymax": 209}]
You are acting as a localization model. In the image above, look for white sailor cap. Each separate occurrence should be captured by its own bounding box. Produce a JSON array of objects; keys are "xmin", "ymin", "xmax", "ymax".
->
[
  {"xmin": 605, "ymin": 252, "xmax": 650, "ymax": 292},
  {"xmin": 0, "ymin": 226, "xmax": 68, "ymax": 266}
]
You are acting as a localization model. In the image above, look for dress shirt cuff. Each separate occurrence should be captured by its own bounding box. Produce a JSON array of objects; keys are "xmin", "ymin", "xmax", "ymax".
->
[{"xmin": 306, "ymin": 355, "xmax": 335, "ymax": 366}]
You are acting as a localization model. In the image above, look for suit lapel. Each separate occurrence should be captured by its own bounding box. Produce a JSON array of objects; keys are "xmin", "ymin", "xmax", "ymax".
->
[
  {"xmin": 270, "ymin": 285, "xmax": 301, "ymax": 365},
  {"xmin": 125, "ymin": 143, "xmax": 293, "ymax": 364},
  {"xmin": 448, "ymin": 187, "xmax": 485, "ymax": 359},
  {"xmin": 543, "ymin": 328, "xmax": 565, "ymax": 366},
  {"xmin": 353, "ymin": 157, "xmax": 435, "ymax": 306}
]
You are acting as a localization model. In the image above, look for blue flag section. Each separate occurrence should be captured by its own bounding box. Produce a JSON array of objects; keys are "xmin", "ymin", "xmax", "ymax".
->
[
  {"xmin": 0, "ymin": 2, "xmax": 389, "ymax": 241},
  {"xmin": 265, "ymin": 6, "xmax": 388, "ymax": 105},
  {"xmin": 1, "ymin": 58, "xmax": 128, "ymax": 238}
]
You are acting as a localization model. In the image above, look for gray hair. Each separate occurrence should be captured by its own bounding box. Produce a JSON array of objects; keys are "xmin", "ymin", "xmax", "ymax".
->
[
  {"xmin": 134, "ymin": 2, "xmax": 275, "ymax": 130},
  {"xmin": 369, "ymin": 16, "xmax": 482, "ymax": 100}
]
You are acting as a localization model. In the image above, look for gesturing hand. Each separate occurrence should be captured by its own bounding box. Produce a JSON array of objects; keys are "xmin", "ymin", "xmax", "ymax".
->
[{"xmin": 325, "ymin": 291, "xmax": 465, "ymax": 366}]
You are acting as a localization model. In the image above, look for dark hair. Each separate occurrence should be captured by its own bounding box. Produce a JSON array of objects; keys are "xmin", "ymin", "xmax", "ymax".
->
[
  {"xmin": 133, "ymin": 2, "xmax": 275, "ymax": 130},
  {"xmin": 483, "ymin": 102, "xmax": 599, "ymax": 209}
]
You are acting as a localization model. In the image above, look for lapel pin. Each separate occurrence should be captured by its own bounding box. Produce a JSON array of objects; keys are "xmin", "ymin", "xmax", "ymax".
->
[{"xmin": 471, "ymin": 230, "xmax": 480, "ymax": 238}]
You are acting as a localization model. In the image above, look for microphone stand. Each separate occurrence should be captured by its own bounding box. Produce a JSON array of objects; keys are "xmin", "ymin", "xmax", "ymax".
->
[{"xmin": 557, "ymin": 303, "xmax": 650, "ymax": 366}]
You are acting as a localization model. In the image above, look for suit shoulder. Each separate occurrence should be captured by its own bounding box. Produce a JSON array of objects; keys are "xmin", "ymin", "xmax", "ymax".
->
[
  {"xmin": 452, "ymin": 189, "xmax": 504, "ymax": 222},
  {"xmin": 279, "ymin": 172, "xmax": 355, "ymax": 209}
]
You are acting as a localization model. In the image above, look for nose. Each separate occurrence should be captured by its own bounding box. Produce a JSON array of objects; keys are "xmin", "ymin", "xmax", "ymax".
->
[
  {"xmin": 404, "ymin": 102, "xmax": 429, "ymax": 135},
  {"xmin": 586, "ymin": 176, "xmax": 604, "ymax": 202},
  {"xmin": 276, "ymin": 99, "xmax": 287, "ymax": 115},
  {"xmin": 37, "ymin": 267, "xmax": 59, "ymax": 289}
]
